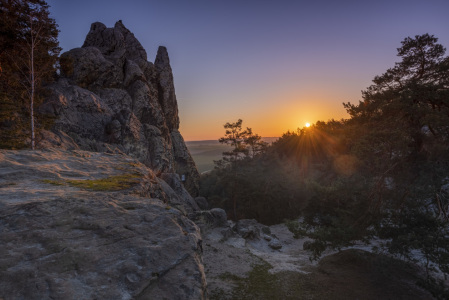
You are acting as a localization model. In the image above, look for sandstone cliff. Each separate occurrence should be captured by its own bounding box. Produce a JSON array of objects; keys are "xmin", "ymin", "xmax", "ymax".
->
[
  {"xmin": 0, "ymin": 21, "xmax": 213, "ymax": 299},
  {"xmin": 39, "ymin": 21, "xmax": 199, "ymax": 196},
  {"xmin": 0, "ymin": 149, "xmax": 206, "ymax": 299}
]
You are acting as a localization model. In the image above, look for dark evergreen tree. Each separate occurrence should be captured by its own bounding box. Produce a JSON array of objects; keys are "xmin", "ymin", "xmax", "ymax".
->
[
  {"xmin": 293, "ymin": 36, "xmax": 449, "ymax": 294},
  {"xmin": 344, "ymin": 34, "xmax": 449, "ymax": 163},
  {"xmin": 216, "ymin": 119, "xmax": 256, "ymax": 220},
  {"xmin": 218, "ymin": 119, "xmax": 251, "ymax": 163},
  {"xmin": 0, "ymin": 0, "xmax": 60, "ymax": 149},
  {"xmin": 200, "ymin": 34, "xmax": 449, "ymax": 296}
]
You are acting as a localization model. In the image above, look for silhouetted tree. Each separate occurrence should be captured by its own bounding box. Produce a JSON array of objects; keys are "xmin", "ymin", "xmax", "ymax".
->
[
  {"xmin": 218, "ymin": 119, "xmax": 250, "ymax": 163},
  {"xmin": 244, "ymin": 128, "xmax": 267, "ymax": 158},
  {"xmin": 216, "ymin": 119, "xmax": 252, "ymax": 219},
  {"xmin": 344, "ymin": 34, "xmax": 449, "ymax": 161},
  {"xmin": 201, "ymin": 120, "xmax": 309, "ymax": 224},
  {"xmin": 293, "ymin": 36, "xmax": 449, "ymax": 293}
]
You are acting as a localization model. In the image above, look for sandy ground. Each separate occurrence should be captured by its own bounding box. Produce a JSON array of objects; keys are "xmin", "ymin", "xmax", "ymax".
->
[
  {"xmin": 202, "ymin": 221, "xmax": 447, "ymax": 299},
  {"xmin": 202, "ymin": 222, "xmax": 321, "ymax": 297}
]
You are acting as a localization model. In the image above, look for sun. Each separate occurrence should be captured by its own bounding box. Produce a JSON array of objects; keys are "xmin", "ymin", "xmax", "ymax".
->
[{"xmin": 305, "ymin": 122, "xmax": 311, "ymax": 128}]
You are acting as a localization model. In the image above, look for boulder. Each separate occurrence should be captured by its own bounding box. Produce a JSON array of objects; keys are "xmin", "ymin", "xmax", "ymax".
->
[
  {"xmin": 233, "ymin": 219, "xmax": 261, "ymax": 240},
  {"xmin": 193, "ymin": 208, "xmax": 228, "ymax": 229},
  {"xmin": 263, "ymin": 234, "xmax": 272, "ymax": 241},
  {"xmin": 210, "ymin": 208, "xmax": 228, "ymax": 227},
  {"xmin": 195, "ymin": 197, "xmax": 209, "ymax": 210},
  {"xmin": 303, "ymin": 240, "xmax": 312, "ymax": 250},
  {"xmin": 268, "ymin": 239, "xmax": 283, "ymax": 250},
  {"xmin": 160, "ymin": 172, "xmax": 200, "ymax": 213}
]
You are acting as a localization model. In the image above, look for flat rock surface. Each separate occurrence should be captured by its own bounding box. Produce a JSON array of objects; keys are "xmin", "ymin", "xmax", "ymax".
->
[{"xmin": 0, "ymin": 149, "xmax": 206, "ymax": 300}]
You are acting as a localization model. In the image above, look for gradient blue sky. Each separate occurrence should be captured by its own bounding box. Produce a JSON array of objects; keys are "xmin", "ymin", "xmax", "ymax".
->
[{"xmin": 46, "ymin": 0, "xmax": 449, "ymax": 140}]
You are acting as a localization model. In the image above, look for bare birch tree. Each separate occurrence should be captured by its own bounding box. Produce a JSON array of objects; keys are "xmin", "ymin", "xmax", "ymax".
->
[{"xmin": 0, "ymin": 0, "xmax": 60, "ymax": 149}]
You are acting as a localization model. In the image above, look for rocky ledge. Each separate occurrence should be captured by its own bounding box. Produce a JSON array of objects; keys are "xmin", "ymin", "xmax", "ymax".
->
[{"xmin": 0, "ymin": 149, "xmax": 206, "ymax": 299}]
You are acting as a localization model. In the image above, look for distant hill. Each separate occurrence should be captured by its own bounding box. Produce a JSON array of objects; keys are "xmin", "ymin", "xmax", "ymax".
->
[{"xmin": 186, "ymin": 137, "xmax": 279, "ymax": 173}]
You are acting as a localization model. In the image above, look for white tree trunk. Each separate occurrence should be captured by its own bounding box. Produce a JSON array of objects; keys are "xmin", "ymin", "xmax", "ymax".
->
[{"xmin": 31, "ymin": 39, "xmax": 35, "ymax": 150}]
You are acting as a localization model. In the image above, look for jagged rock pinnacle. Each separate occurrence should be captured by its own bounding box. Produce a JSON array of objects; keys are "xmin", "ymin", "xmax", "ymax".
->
[{"xmin": 42, "ymin": 21, "xmax": 199, "ymax": 196}]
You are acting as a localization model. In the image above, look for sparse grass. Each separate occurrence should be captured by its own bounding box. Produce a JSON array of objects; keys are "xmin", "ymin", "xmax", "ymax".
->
[
  {"xmin": 214, "ymin": 261, "xmax": 317, "ymax": 300},
  {"xmin": 41, "ymin": 179, "xmax": 66, "ymax": 186},
  {"xmin": 114, "ymin": 162, "xmax": 142, "ymax": 171},
  {"xmin": 218, "ymin": 262, "xmax": 281, "ymax": 300},
  {"xmin": 127, "ymin": 162, "xmax": 142, "ymax": 167},
  {"xmin": 42, "ymin": 173, "xmax": 141, "ymax": 191}
]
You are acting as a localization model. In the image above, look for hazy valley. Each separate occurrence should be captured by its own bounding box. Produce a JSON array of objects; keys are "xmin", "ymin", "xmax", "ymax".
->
[{"xmin": 186, "ymin": 137, "xmax": 278, "ymax": 173}]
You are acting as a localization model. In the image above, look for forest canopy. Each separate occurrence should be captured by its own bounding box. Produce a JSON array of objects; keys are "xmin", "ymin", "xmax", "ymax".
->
[{"xmin": 201, "ymin": 33, "xmax": 449, "ymax": 298}]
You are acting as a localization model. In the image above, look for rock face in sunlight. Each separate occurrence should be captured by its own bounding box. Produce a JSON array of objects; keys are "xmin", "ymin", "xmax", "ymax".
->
[
  {"xmin": 0, "ymin": 22, "xmax": 208, "ymax": 299},
  {"xmin": 0, "ymin": 149, "xmax": 206, "ymax": 299},
  {"xmin": 39, "ymin": 21, "xmax": 199, "ymax": 196}
]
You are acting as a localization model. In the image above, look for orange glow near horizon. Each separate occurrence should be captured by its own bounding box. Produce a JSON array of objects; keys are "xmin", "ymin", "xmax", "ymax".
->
[{"xmin": 179, "ymin": 91, "xmax": 351, "ymax": 141}]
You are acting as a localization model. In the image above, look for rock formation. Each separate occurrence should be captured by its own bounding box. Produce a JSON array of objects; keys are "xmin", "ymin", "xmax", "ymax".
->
[
  {"xmin": 0, "ymin": 21, "xmax": 216, "ymax": 299},
  {"xmin": 39, "ymin": 21, "xmax": 199, "ymax": 196},
  {"xmin": 0, "ymin": 149, "xmax": 206, "ymax": 299}
]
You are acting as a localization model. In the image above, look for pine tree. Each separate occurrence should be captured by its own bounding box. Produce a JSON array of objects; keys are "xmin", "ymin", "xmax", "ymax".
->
[
  {"xmin": 344, "ymin": 34, "xmax": 449, "ymax": 161},
  {"xmin": 0, "ymin": 0, "xmax": 60, "ymax": 149}
]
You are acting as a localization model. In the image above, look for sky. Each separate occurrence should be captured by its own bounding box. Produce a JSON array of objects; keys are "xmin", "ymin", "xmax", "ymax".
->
[{"xmin": 46, "ymin": 0, "xmax": 449, "ymax": 141}]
